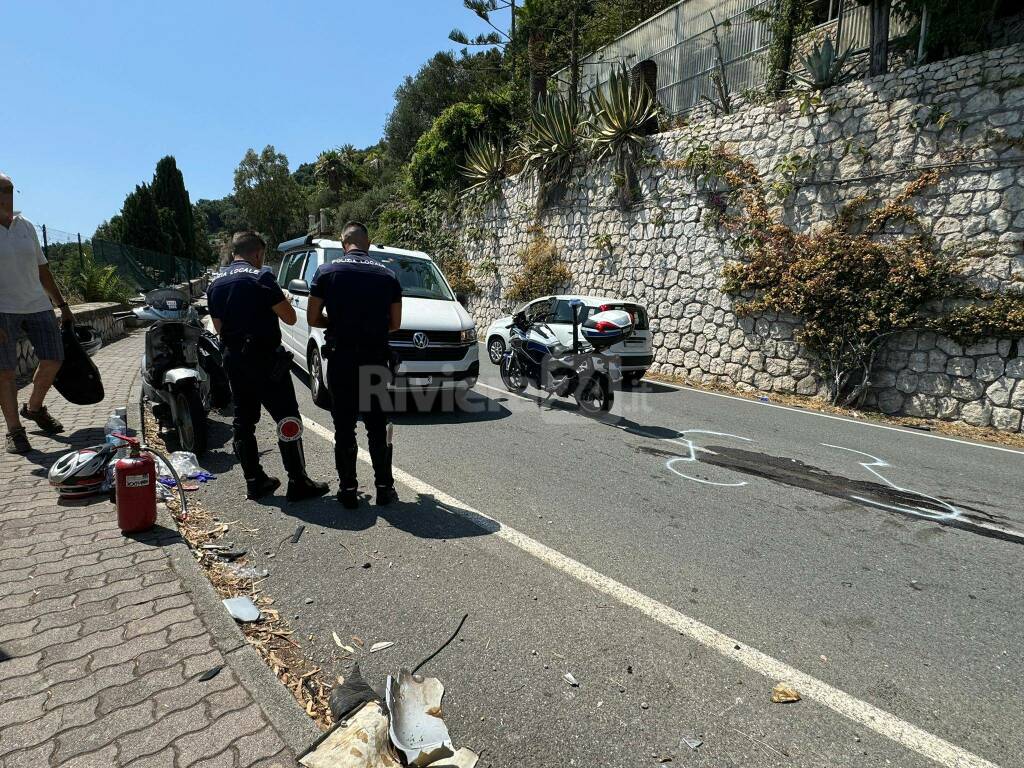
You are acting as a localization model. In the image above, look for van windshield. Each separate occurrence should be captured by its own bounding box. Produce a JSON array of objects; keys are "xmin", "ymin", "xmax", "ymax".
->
[{"xmin": 323, "ymin": 249, "xmax": 454, "ymax": 301}]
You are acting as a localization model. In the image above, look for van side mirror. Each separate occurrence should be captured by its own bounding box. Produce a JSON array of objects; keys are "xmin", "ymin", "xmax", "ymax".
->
[
  {"xmin": 288, "ymin": 279, "xmax": 310, "ymax": 296},
  {"xmin": 456, "ymin": 293, "xmax": 468, "ymax": 306}
]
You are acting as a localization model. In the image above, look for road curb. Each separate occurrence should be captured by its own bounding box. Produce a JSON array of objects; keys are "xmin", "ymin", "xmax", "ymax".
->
[
  {"xmin": 130, "ymin": 376, "xmax": 322, "ymax": 758},
  {"xmin": 157, "ymin": 503, "xmax": 324, "ymax": 757}
]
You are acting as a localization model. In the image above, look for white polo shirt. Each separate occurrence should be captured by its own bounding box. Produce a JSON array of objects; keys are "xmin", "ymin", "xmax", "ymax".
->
[{"xmin": 0, "ymin": 213, "xmax": 53, "ymax": 314}]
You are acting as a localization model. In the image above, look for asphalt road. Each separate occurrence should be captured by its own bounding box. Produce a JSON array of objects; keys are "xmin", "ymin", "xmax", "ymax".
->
[{"xmin": 195, "ymin": 344, "xmax": 1024, "ymax": 768}]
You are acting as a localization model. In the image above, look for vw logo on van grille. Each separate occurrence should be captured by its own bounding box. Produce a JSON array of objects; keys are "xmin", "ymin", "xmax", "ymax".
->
[{"xmin": 412, "ymin": 332, "xmax": 429, "ymax": 349}]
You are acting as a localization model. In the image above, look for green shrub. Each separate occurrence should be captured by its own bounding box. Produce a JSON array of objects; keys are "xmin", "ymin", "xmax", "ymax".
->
[
  {"xmin": 686, "ymin": 145, "xmax": 1024, "ymax": 406},
  {"xmin": 409, "ymin": 87, "xmax": 514, "ymax": 196},
  {"xmin": 506, "ymin": 230, "xmax": 571, "ymax": 303},
  {"xmin": 52, "ymin": 252, "xmax": 134, "ymax": 305}
]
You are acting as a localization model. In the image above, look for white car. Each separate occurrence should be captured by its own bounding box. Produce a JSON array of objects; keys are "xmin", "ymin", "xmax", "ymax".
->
[
  {"xmin": 484, "ymin": 295, "xmax": 653, "ymax": 386},
  {"xmin": 276, "ymin": 236, "xmax": 479, "ymax": 406}
]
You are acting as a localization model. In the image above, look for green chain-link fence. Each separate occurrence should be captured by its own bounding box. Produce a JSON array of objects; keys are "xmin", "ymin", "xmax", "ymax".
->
[{"xmin": 92, "ymin": 239, "xmax": 202, "ymax": 293}]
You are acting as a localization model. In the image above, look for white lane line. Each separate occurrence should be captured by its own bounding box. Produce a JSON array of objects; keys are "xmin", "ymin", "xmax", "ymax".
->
[
  {"xmin": 477, "ymin": 380, "xmax": 532, "ymax": 403},
  {"xmin": 641, "ymin": 377, "xmax": 1024, "ymax": 456},
  {"xmin": 302, "ymin": 414, "xmax": 1001, "ymax": 768},
  {"xmin": 478, "ymin": 377, "xmax": 1024, "ymax": 458}
]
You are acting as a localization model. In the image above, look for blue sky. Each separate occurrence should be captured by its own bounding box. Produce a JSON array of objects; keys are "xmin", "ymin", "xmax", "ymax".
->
[{"xmin": 4, "ymin": 0, "xmax": 509, "ymax": 236}]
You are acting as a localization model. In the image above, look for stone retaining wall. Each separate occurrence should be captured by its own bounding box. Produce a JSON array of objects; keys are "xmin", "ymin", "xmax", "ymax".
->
[{"xmin": 462, "ymin": 43, "xmax": 1024, "ymax": 432}]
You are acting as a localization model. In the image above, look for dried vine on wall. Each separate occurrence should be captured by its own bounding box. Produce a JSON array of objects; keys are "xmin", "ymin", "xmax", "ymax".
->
[{"xmin": 680, "ymin": 144, "xmax": 1024, "ymax": 406}]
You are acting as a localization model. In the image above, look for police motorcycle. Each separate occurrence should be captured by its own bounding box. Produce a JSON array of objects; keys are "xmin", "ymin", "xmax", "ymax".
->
[
  {"xmin": 499, "ymin": 299, "xmax": 633, "ymax": 414},
  {"xmin": 114, "ymin": 288, "xmax": 230, "ymax": 455}
]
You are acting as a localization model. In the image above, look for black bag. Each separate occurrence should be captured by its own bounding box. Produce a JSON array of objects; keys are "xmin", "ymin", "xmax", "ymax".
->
[{"xmin": 53, "ymin": 323, "xmax": 105, "ymax": 405}]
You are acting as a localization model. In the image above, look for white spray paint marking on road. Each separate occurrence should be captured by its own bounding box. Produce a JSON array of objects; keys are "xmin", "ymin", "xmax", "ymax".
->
[
  {"xmin": 476, "ymin": 377, "xmax": 1024, "ymax": 457},
  {"xmin": 302, "ymin": 414, "xmax": 1002, "ymax": 768},
  {"xmin": 664, "ymin": 430, "xmax": 752, "ymax": 487},
  {"xmin": 822, "ymin": 443, "xmax": 962, "ymax": 521},
  {"xmin": 636, "ymin": 376, "xmax": 1024, "ymax": 457}
]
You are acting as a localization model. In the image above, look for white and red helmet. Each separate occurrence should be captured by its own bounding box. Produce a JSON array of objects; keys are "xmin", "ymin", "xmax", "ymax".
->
[{"xmin": 48, "ymin": 444, "xmax": 117, "ymax": 498}]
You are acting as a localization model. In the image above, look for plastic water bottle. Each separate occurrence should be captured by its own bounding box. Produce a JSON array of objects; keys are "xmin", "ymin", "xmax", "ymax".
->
[{"xmin": 104, "ymin": 413, "xmax": 128, "ymax": 457}]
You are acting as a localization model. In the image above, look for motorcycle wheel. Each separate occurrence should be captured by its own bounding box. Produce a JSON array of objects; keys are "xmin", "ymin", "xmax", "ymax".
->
[
  {"xmin": 575, "ymin": 377, "xmax": 613, "ymax": 414},
  {"xmin": 500, "ymin": 355, "xmax": 528, "ymax": 393},
  {"xmin": 173, "ymin": 387, "xmax": 208, "ymax": 455}
]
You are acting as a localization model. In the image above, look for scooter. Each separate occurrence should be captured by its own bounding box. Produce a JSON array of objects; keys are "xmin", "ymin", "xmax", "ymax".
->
[
  {"xmin": 500, "ymin": 299, "xmax": 632, "ymax": 414},
  {"xmin": 114, "ymin": 288, "xmax": 230, "ymax": 455}
]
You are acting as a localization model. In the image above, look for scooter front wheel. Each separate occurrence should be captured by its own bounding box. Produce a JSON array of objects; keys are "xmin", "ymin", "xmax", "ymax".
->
[{"xmin": 173, "ymin": 387, "xmax": 208, "ymax": 455}]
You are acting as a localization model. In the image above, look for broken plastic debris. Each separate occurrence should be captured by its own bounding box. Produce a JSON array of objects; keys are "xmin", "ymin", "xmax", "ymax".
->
[
  {"xmin": 169, "ymin": 451, "xmax": 205, "ymax": 478},
  {"xmin": 429, "ymin": 748, "xmax": 479, "ymax": 768},
  {"xmin": 563, "ymin": 672, "xmax": 579, "ymax": 687},
  {"xmin": 329, "ymin": 663, "xmax": 381, "ymax": 722},
  {"xmin": 386, "ymin": 669, "xmax": 454, "ymax": 767},
  {"xmin": 222, "ymin": 596, "xmax": 261, "ymax": 623},
  {"xmin": 771, "ymin": 682, "xmax": 802, "ymax": 703},
  {"xmin": 370, "ymin": 641, "xmax": 395, "ymax": 653},
  {"xmin": 197, "ymin": 664, "xmax": 224, "ymax": 681},
  {"xmin": 291, "ymin": 524, "xmax": 305, "ymax": 544},
  {"xmin": 681, "ymin": 735, "xmax": 703, "ymax": 751},
  {"xmin": 224, "ymin": 563, "xmax": 268, "ymax": 580},
  {"xmin": 300, "ymin": 700, "xmax": 399, "ymax": 768}
]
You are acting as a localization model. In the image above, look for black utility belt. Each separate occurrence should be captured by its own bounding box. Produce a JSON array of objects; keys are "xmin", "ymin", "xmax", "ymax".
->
[{"xmin": 226, "ymin": 340, "xmax": 293, "ymax": 381}]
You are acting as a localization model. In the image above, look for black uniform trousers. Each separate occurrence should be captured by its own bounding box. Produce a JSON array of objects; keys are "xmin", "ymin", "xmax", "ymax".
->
[
  {"xmin": 327, "ymin": 358, "xmax": 394, "ymax": 491},
  {"xmin": 224, "ymin": 345, "xmax": 303, "ymax": 479}
]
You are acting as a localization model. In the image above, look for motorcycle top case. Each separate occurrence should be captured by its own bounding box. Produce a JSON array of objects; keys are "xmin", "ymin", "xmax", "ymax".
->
[
  {"xmin": 581, "ymin": 309, "xmax": 634, "ymax": 349},
  {"xmin": 53, "ymin": 323, "xmax": 105, "ymax": 405}
]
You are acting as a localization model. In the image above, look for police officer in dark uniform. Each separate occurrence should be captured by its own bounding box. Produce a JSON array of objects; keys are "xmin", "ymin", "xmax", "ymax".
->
[
  {"xmin": 307, "ymin": 222, "xmax": 401, "ymax": 509},
  {"xmin": 208, "ymin": 231, "xmax": 328, "ymax": 502}
]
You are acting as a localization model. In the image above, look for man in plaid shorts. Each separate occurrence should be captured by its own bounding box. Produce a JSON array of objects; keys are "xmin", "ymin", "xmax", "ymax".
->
[{"xmin": 0, "ymin": 173, "xmax": 74, "ymax": 454}]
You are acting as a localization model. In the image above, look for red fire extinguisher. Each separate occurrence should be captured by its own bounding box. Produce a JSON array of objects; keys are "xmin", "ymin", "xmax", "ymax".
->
[{"xmin": 113, "ymin": 435, "xmax": 157, "ymax": 534}]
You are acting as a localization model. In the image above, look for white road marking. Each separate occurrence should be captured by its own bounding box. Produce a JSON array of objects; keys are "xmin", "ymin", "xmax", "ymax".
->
[
  {"xmin": 664, "ymin": 430, "xmax": 754, "ymax": 487},
  {"xmin": 823, "ymin": 443, "xmax": 961, "ymax": 521},
  {"xmin": 639, "ymin": 377, "xmax": 1024, "ymax": 456},
  {"xmin": 476, "ymin": 380, "xmax": 536, "ymax": 403},
  {"xmin": 302, "ymin": 414, "xmax": 1001, "ymax": 768},
  {"xmin": 477, "ymin": 376, "xmax": 1024, "ymax": 457}
]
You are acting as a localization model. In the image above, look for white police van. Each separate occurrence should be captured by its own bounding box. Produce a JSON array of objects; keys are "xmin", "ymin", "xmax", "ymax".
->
[{"xmin": 275, "ymin": 235, "xmax": 479, "ymax": 406}]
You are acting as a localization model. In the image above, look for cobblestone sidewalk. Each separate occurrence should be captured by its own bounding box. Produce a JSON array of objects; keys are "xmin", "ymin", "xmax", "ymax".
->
[{"xmin": 0, "ymin": 332, "xmax": 300, "ymax": 768}]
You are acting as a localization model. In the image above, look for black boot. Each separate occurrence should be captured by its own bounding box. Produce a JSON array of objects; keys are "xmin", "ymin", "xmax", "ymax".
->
[
  {"xmin": 337, "ymin": 487, "xmax": 360, "ymax": 509},
  {"xmin": 375, "ymin": 485, "xmax": 398, "ymax": 506},
  {"xmin": 234, "ymin": 438, "xmax": 280, "ymax": 500},
  {"xmin": 280, "ymin": 439, "xmax": 329, "ymax": 502}
]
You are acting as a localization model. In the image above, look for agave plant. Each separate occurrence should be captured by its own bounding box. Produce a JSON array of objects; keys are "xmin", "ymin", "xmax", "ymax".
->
[
  {"xmin": 587, "ymin": 67, "xmax": 660, "ymax": 207},
  {"xmin": 521, "ymin": 92, "xmax": 585, "ymax": 210},
  {"xmin": 459, "ymin": 135, "xmax": 506, "ymax": 199},
  {"xmin": 791, "ymin": 36, "xmax": 856, "ymax": 91}
]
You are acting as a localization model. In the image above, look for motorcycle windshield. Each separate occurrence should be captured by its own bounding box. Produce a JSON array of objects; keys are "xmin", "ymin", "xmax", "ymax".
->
[{"xmin": 145, "ymin": 288, "xmax": 190, "ymax": 312}]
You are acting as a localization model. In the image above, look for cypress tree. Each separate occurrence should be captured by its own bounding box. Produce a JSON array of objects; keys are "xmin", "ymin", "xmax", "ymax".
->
[
  {"xmin": 152, "ymin": 156, "xmax": 196, "ymax": 258},
  {"xmin": 120, "ymin": 184, "xmax": 169, "ymax": 253}
]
